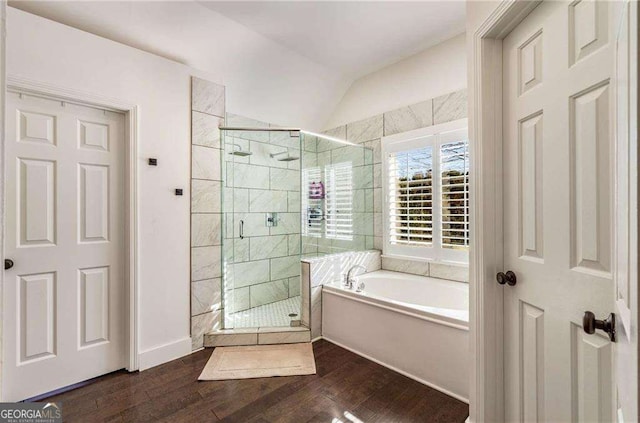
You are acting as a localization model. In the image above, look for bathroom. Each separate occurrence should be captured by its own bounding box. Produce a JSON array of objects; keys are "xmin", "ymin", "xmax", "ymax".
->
[
  {"xmin": 192, "ymin": 93, "xmax": 470, "ymax": 401},
  {"xmin": 2, "ymin": 1, "xmax": 634, "ymax": 422}
]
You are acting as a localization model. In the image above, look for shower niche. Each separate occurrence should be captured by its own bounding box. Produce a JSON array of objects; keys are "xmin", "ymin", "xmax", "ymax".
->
[{"xmin": 220, "ymin": 126, "xmax": 373, "ymax": 331}]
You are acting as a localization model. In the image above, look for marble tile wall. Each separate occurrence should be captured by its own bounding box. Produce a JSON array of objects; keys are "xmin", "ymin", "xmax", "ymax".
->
[
  {"xmin": 190, "ymin": 76, "xmax": 225, "ymax": 350},
  {"xmin": 189, "ymin": 86, "xmax": 468, "ymax": 349},
  {"xmin": 323, "ymin": 88, "xmax": 469, "ymax": 283},
  {"xmin": 301, "ymin": 133, "xmax": 375, "ymax": 256},
  {"xmin": 301, "ymin": 250, "xmax": 382, "ymax": 339},
  {"xmin": 222, "ymin": 114, "xmax": 303, "ymax": 324}
]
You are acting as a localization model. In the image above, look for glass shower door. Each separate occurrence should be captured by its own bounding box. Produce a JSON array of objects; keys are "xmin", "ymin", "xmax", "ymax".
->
[{"xmin": 221, "ymin": 127, "xmax": 302, "ymax": 329}]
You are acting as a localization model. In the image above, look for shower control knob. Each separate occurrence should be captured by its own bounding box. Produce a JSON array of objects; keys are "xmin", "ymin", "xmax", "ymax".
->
[{"xmin": 496, "ymin": 270, "xmax": 517, "ymax": 286}]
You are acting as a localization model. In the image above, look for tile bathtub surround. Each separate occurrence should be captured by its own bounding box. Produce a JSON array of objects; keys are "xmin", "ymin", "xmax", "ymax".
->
[
  {"xmin": 346, "ymin": 114, "xmax": 383, "ymax": 143},
  {"xmin": 191, "ymin": 77, "xmax": 225, "ymax": 350},
  {"xmin": 302, "ymin": 250, "xmax": 382, "ymax": 287},
  {"xmin": 301, "ymin": 250, "xmax": 382, "ymax": 339},
  {"xmin": 324, "ymin": 88, "xmax": 468, "ymax": 278},
  {"xmin": 381, "ymin": 256, "xmax": 429, "ymax": 277},
  {"xmin": 381, "ymin": 256, "xmax": 469, "ymax": 282},
  {"xmin": 383, "ymin": 100, "xmax": 433, "ymax": 136},
  {"xmin": 310, "ymin": 286, "xmax": 322, "ymax": 340},
  {"xmin": 433, "ymin": 89, "xmax": 468, "ymax": 125},
  {"xmin": 429, "ymin": 262, "xmax": 469, "ymax": 283}
]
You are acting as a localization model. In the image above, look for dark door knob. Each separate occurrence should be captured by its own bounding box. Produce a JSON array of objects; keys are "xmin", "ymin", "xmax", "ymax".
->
[
  {"xmin": 4, "ymin": 259, "xmax": 14, "ymax": 270},
  {"xmin": 496, "ymin": 270, "xmax": 517, "ymax": 286},
  {"xmin": 583, "ymin": 311, "xmax": 616, "ymax": 342}
]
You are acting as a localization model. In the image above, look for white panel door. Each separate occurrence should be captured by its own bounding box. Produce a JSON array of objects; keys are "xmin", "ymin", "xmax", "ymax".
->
[
  {"xmin": 3, "ymin": 93, "xmax": 125, "ymax": 401},
  {"xmin": 503, "ymin": 1, "xmax": 618, "ymax": 421},
  {"xmin": 612, "ymin": 1, "xmax": 638, "ymax": 421}
]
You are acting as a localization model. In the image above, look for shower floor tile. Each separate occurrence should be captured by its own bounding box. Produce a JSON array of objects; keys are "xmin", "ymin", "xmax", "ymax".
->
[{"xmin": 226, "ymin": 296, "xmax": 301, "ymax": 328}]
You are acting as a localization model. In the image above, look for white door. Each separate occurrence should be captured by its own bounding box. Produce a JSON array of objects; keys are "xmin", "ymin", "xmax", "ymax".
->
[
  {"xmin": 3, "ymin": 92, "xmax": 126, "ymax": 401},
  {"xmin": 612, "ymin": 1, "xmax": 638, "ymax": 421},
  {"xmin": 502, "ymin": 1, "xmax": 624, "ymax": 421}
]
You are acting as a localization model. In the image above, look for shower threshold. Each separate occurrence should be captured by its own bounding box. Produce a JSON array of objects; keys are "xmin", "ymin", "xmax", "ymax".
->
[{"xmin": 226, "ymin": 296, "xmax": 301, "ymax": 329}]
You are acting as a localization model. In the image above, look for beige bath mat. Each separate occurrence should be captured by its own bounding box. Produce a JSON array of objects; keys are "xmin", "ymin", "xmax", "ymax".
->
[{"xmin": 198, "ymin": 343, "xmax": 316, "ymax": 381}]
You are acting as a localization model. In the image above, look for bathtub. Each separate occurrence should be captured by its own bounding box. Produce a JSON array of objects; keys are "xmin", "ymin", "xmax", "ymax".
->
[{"xmin": 322, "ymin": 270, "xmax": 469, "ymax": 402}]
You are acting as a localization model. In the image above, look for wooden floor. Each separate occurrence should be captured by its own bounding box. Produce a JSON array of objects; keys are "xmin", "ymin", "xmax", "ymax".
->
[{"xmin": 43, "ymin": 339, "xmax": 468, "ymax": 422}]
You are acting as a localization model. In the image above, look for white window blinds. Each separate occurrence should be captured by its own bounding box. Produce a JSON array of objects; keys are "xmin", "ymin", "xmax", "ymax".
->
[
  {"xmin": 387, "ymin": 147, "xmax": 433, "ymax": 247},
  {"xmin": 302, "ymin": 167, "xmax": 322, "ymax": 237},
  {"xmin": 382, "ymin": 120, "xmax": 469, "ymax": 263},
  {"xmin": 440, "ymin": 140, "xmax": 470, "ymax": 250},
  {"xmin": 325, "ymin": 162, "xmax": 353, "ymax": 240}
]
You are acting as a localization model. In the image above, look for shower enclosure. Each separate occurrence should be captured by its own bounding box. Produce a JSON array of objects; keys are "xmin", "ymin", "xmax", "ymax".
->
[{"xmin": 220, "ymin": 125, "xmax": 373, "ymax": 329}]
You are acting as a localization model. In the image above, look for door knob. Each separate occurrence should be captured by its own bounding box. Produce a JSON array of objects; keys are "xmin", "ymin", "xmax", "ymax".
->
[
  {"xmin": 496, "ymin": 270, "xmax": 517, "ymax": 286},
  {"xmin": 4, "ymin": 259, "xmax": 14, "ymax": 270},
  {"xmin": 583, "ymin": 311, "xmax": 616, "ymax": 342}
]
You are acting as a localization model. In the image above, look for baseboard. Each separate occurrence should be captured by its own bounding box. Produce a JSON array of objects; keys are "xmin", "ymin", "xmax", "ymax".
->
[
  {"xmin": 138, "ymin": 336, "xmax": 192, "ymax": 371},
  {"xmin": 311, "ymin": 336, "xmax": 323, "ymax": 342},
  {"xmin": 322, "ymin": 335, "xmax": 469, "ymax": 404}
]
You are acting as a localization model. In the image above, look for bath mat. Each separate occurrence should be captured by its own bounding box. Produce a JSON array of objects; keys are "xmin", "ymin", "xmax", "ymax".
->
[{"xmin": 198, "ymin": 343, "xmax": 316, "ymax": 381}]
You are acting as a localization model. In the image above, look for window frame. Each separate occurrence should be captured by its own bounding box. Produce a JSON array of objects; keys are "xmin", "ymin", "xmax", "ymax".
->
[{"xmin": 382, "ymin": 118, "xmax": 469, "ymax": 265}]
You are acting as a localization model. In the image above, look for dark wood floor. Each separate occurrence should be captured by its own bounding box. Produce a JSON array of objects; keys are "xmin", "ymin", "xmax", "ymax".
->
[{"xmin": 42, "ymin": 339, "xmax": 468, "ymax": 422}]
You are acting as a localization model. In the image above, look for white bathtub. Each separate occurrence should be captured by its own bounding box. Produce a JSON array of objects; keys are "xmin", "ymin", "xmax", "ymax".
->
[{"xmin": 322, "ymin": 270, "xmax": 469, "ymax": 402}]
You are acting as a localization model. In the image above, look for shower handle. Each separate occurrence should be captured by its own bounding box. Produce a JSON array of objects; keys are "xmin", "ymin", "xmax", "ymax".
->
[{"xmin": 239, "ymin": 220, "xmax": 244, "ymax": 239}]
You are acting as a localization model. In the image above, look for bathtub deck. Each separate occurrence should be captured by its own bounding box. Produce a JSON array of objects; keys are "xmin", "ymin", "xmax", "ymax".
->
[{"xmin": 40, "ymin": 339, "xmax": 469, "ymax": 422}]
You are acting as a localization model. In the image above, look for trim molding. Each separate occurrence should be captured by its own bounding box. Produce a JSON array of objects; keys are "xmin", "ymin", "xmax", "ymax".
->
[
  {"xmin": 469, "ymin": 2, "xmax": 541, "ymax": 422},
  {"xmin": 138, "ymin": 337, "xmax": 192, "ymax": 371},
  {"xmin": 0, "ymin": 0, "xmax": 6, "ymax": 402},
  {"xmin": 5, "ymin": 74, "xmax": 141, "ymax": 372}
]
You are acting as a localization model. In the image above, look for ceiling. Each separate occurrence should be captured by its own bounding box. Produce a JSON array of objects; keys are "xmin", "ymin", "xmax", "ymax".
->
[
  {"xmin": 199, "ymin": 1, "xmax": 466, "ymax": 78},
  {"xmin": 10, "ymin": 0, "xmax": 465, "ymax": 80}
]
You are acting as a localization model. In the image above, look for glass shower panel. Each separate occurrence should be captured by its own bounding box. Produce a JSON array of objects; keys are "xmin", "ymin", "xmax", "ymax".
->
[
  {"xmin": 300, "ymin": 133, "xmax": 374, "ymax": 257},
  {"xmin": 221, "ymin": 128, "xmax": 302, "ymax": 329}
]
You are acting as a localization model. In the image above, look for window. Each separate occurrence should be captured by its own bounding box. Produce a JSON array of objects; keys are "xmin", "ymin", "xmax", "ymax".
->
[
  {"xmin": 324, "ymin": 162, "xmax": 353, "ymax": 240},
  {"xmin": 440, "ymin": 140, "xmax": 470, "ymax": 251},
  {"xmin": 383, "ymin": 120, "xmax": 469, "ymax": 263},
  {"xmin": 387, "ymin": 146, "xmax": 434, "ymax": 247},
  {"xmin": 302, "ymin": 167, "xmax": 322, "ymax": 238}
]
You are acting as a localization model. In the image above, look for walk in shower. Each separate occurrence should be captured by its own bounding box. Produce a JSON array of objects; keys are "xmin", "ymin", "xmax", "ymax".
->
[{"xmin": 221, "ymin": 125, "xmax": 373, "ymax": 329}]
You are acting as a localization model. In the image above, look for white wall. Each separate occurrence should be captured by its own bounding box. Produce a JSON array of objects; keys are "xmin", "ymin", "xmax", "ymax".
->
[
  {"xmin": 6, "ymin": 7, "xmax": 205, "ymax": 367},
  {"xmin": 9, "ymin": 1, "xmax": 350, "ymax": 131},
  {"xmin": 325, "ymin": 33, "xmax": 467, "ymax": 128}
]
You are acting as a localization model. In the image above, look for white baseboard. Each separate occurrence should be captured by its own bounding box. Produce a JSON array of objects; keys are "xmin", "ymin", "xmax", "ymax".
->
[
  {"xmin": 138, "ymin": 336, "xmax": 192, "ymax": 371},
  {"xmin": 322, "ymin": 335, "xmax": 469, "ymax": 404}
]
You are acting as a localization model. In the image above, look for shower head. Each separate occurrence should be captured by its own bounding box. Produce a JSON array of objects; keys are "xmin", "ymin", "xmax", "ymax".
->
[
  {"xmin": 228, "ymin": 143, "xmax": 253, "ymax": 157},
  {"xmin": 270, "ymin": 151, "xmax": 300, "ymax": 162}
]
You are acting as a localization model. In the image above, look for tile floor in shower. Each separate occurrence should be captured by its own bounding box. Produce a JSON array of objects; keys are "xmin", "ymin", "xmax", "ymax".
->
[{"xmin": 226, "ymin": 296, "xmax": 301, "ymax": 328}]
